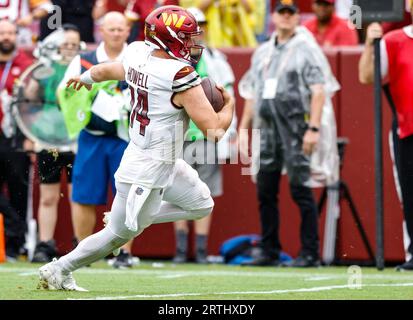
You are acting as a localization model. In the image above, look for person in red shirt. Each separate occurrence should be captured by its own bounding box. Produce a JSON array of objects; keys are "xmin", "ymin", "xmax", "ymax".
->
[
  {"xmin": 303, "ymin": 0, "xmax": 359, "ymax": 47},
  {"xmin": 359, "ymin": 3, "xmax": 413, "ymax": 271},
  {"xmin": 124, "ymin": 0, "xmax": 156, "ymax": 42},
  {"xmin": 92, "ymin": 0, "xmax": 129, "ymax": 20},
  {"xmin": 0, "ymin": 19, "xmax": 34, "ymax": 261},
  {"xmin": 124, "ymin": 0, "xmax": 178, "ymax": 42}
]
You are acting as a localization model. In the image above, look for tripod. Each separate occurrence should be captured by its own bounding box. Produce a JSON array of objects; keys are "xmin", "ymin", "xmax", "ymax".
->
[{"xmin": 318, "ymin": 138, "xmax": 375, "ymax": 265}]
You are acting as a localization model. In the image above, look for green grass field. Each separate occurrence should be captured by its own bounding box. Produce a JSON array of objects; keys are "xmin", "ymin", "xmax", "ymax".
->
[{"xmin": 1, "ymin": 260, "xmax": 413, "ymax": 300}]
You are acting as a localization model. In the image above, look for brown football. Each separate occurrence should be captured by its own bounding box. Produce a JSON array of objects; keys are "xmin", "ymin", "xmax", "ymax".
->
[{"xmin": 201, "ymin": 77, "xmax": 224, "ymax": 112}]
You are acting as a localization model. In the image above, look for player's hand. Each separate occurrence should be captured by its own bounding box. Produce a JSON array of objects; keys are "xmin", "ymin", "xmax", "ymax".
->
[
  {"xmin": 216, "ymin": 85, "xmax": 234, "ymax": 111},
  {"xmin": 302, "ymin": 130, "xmax": 320, "ymax": 156},
  {"xmin": 366, "ymin": 23, "xmax": 383, "ymax": 46},
  {"xmin": 66, "ymin": 77, "xmax": 93, "ymax": 91}
]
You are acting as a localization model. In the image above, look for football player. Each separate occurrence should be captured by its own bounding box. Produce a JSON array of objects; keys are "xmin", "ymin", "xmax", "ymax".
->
[{"xmin": 38, "ymin": 5, "xmax": 234, "ymax": 291}]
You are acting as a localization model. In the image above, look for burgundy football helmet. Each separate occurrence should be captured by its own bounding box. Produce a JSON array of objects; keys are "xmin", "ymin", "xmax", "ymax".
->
[{"xmin": 144, "ymin": 5, "xmax": 204, "ymax": 65}]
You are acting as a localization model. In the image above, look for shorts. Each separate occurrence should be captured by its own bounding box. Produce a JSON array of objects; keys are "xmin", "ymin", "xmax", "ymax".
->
[
  {"xmin": 37, "ymin": 150, "xmax": 75, "ymax": 184},
  {"xmin": 114, "ymin": 141, "xmax": 176, "ymax": 189},
  {"xmin": 183, "ymin": 140, "xmax": 223, "ymax": 197},
  {"xmin": 108, "ymin": 159, "xmax": 214, "ymax": 239},
  {"xmin": 72, "ymin": 130, "xmax": 128, "ymax": 205}
]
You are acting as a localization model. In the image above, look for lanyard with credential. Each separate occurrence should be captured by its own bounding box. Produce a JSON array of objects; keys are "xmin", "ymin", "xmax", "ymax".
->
[
  {"xmin": 0, "ymin": 60, "xmax": 13, "ymax": 92},
  {"xmin": 261, "ymin": 42, "xmax": 296, "ymax": 100}
]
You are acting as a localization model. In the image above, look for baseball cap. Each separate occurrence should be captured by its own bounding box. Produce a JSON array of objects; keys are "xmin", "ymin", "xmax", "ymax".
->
[{"xmin": 274, "ymin": 0, "xmax": 298, "ymax": 13}]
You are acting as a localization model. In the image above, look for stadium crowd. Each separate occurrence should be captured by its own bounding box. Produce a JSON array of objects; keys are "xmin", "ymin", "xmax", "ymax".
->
[{"xmin": 1, "ymin": 0, "xmax": 412, "ymax": 272}]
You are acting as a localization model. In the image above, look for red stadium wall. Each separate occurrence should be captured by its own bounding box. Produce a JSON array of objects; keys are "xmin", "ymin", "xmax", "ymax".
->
[{"xmin": 33, "ymin": 47, "xmax": 406, "ymax": 263}]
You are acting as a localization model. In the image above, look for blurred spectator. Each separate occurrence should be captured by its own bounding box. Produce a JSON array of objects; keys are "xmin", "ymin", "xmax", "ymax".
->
[
  {"xmin": 0, "ymin": 0, "xmax": 53, "ymax": 46},
  {"xmin": 58, "ymin": 12, "xmax": 134, "ymax": 268},
  {"xmin": 172, "ymin": 7, "xmax": 236, "ymax": 264},
  {"xmin": 124, "ymin": 0, "xmax": 159, "ymax": 42},
  {"xmin": 359, "ymin": 3, "xmax": 413, "ymax": 271},
  {"xmin": 256, "ymin": 0, "xmax": 273, "ymax": 42},
  {"xmin": 175, "ymin": 0, "xmax": 262, "ymax": 47},
  {"xmin": 124, "ymin": 0, "xmax": 179, "ymax": 43},
  {"xmin": 0, "ymin": 20, "xmax": 34, "ymax": 261},
  {"xmin": 238, "ymin": 1, "xmax": 327, "ymax": 267},
  {"xmin": 40, "ymin": 0, "xmax": 95, "ymax": 43},
  {"xmin": 303, "ymin": 0, "xmax": 358, "ymax": 47},
  {"xmin": 163, "ymin": 0, "xmax": 180, "ymax": 4},
  {"xmin": 24, "ymin": 24, "xmax": 81, "ymax": 262},
  {"xmin": 92, "ymin": 0, "xmax": 129, "ymax": 20}
]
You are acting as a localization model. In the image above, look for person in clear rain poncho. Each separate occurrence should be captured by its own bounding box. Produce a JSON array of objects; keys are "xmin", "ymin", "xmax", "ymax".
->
[{"xmin": 238, "ymin": 0, "xmax": 339, "ymax": 267}]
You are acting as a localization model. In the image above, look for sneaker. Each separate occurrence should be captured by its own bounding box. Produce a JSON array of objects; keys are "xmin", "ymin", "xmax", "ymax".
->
[
  {"xmin": 195, "ymin": 250, "xmax": 208, "ymax": 264},
  {"xmin": 112, "ymin": 249, "xmax": 133, "ymax": 269},
  {"xmin": 32, "ymin": 240, "xmax": 58, "ymax": 263},
  {"xmin": 241, "ymin": 255, "xmax": 281, "ymax": 267},
  {"xmin": 172, "ymin": 251, "xmax": 187, "ymax": 264},
  {"xmin": 396, "ymin": 258, "xmax": 413, "ymax": 271},
  {"xmin": 6, "ymin": 255, "xmax": 17, "ymax": 263},
  {"xmin": 38, "ymin": 259, "xmax": 88, "ymax": 291},
  {"xmin": 5, "ymin": 246, "xmax": 19, "ymax": 261},
  {"xmin": 289, "ymin": 254, "xmax": 321, "ymax": 268}
]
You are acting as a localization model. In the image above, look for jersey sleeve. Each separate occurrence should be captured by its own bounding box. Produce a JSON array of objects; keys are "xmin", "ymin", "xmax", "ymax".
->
[
  {"xmin": 122, "ymin": 41, "xmax": 151, "ymax": 75},
  {"xmin": 172, "ymin": 66, "xmax": 201, "ymax": 93}
]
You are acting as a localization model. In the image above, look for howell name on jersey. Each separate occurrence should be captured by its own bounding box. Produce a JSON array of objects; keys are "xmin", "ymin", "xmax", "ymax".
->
[{"xmin": 127, "ymin": 67, "xmax": 149, "ymax": 90}]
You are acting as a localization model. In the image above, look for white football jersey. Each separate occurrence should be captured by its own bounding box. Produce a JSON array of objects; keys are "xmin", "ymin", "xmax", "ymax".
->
[{"xmin": 122, "ymin": 41, "xmax": 201, "ymax": 162}]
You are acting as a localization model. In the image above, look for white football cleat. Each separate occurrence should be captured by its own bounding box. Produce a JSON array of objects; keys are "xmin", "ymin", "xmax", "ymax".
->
[{"xmin": 38, "ymin": 259, "xmax": 88, "ymax": 292}]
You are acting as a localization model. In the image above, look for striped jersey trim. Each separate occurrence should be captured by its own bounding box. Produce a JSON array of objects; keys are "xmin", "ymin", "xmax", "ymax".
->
[{"xmin": 172, "ymin": 71, "xmax": 201, "ymax": 92}]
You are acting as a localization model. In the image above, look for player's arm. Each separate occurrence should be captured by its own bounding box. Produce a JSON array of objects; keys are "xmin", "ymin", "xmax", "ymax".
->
[
  {"xmin": 302, "ymin": 83, "xmax": 325, "ymax": 155},
  {"xmin": 359, "ymin": 23, "xmax": 384, "ymax": 84},
  {"xmin": 173, "ymin": 85, "xmax": 235, "ymax": 142},
  {"xmin": 238, "ymin": 98, "xmax": 254, "ymax": 159},
  {"xmin": 17, "ymin": 0, "xmax": 53, "ymax": 26},
  {"xmin": 66, "ymin": 62, "xmax": 125, "ymax": 91}
]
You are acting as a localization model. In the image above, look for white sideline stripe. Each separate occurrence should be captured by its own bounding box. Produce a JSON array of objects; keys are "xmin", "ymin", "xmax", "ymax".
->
[
  {"xmin": 305, "ymin": 276, "xmax": 335, "ymax": 281},
  {"xmin": 18, "ymin": 272, "xmax": 38, "ymax": 276},
  {"xmin": 68, "ymin": 283, "xmax": 413, "ymax": 300},
  {"xmin": 4, "ymin": 267, "xmax": 413, "ymax": 281},
  {"xmin": 157, "ymin": 274, "xmax": 186, "ymax": 279}
]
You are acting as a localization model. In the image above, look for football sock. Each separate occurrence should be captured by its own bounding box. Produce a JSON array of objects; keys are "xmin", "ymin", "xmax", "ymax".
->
[
  {"xmin": 175, "ymin": 230, "xmax": 188, "ymax": 255},
  {"xmin": 196, "ymin": 234, "xmax": 207, "ymax": 254},
  {"xmin": 57, "ymin": 227, "xmax": 129, "ymax": 273}
]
